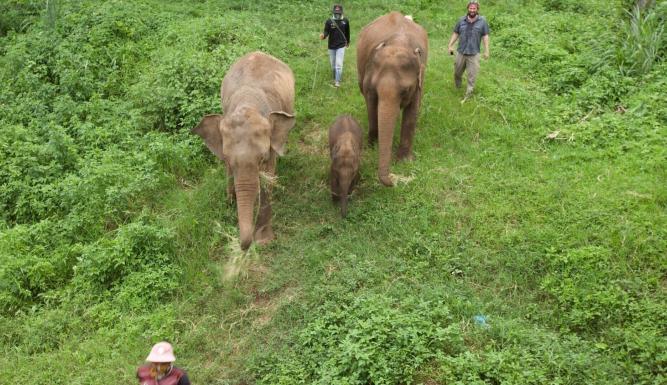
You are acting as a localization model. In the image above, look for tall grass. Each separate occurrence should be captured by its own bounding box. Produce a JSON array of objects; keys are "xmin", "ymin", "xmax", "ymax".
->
[
  {"xmin": 44, "ymin": 0, "xmax": 58, "ymax": 30},
  {"xmin": 615, "ymin": 3, "xmax": 665, "ymax": 76}
]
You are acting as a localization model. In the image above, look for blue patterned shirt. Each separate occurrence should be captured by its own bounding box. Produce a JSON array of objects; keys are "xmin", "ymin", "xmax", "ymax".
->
[{"xmin": 453, "ymin": 15, "xmax": 490, "ymax": 55}]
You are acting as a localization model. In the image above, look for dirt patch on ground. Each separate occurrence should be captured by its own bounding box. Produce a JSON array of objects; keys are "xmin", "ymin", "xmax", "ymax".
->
[
  {"xmin": 249, "ymin": 286, "xmax": 298, "ymax": 329},
  {"xmin": 296, "ymin": 122, "xmax": 327, "ymax": 156}
]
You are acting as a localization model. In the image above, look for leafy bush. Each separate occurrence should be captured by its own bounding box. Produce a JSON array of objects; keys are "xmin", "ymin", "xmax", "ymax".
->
[
  {"xmin": 128, "ymin": 14, "xmax": 266, "ymax": 131},
  {"xmin": 253, "ymin": 295, "xmax": 463, "ymax": 385},
  {"xmin": 540, "ymin": 246, "xmax": 631, "ymax": 331},
  {"xmin": 540, "ymin": 246, "xmax": 666, "ymax": 384},
  {"xmin": 72, "ymin": 221, "xmax": 175, "ymax": 291},
  {"xmin": 0, "ymin": 0, "xmax": 42, "ymax": 36},
  {"xmin": 0, "ymin": 218, "xmax": 177, "ymax": 314},
  {"xmin": 543, "ymin": 0, "xmax": 595, "ymax": 12},
  {"xmin": 437, "ymin": 323, "xmax": 624, "ymax": 385}
]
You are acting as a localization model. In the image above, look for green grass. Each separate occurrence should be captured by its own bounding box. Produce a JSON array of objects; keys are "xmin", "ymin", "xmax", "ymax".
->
[{"xmin": 1, "ymin": 1, "xmax": 665, "ymax": 384}]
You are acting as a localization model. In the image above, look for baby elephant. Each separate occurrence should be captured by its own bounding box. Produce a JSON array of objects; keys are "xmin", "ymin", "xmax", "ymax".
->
[{"xmin": 329, "ymin": 115, "xmax": 362, "ymax": 218}]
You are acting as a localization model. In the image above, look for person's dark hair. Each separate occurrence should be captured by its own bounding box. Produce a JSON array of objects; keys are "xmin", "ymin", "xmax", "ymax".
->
[
  {"xmin": 332, "ymin": 4, "xmax": 343, "ymax": 14},
  {"xmin": 467, "ymin": 1, "xmax": 480, "ymax": 9}
]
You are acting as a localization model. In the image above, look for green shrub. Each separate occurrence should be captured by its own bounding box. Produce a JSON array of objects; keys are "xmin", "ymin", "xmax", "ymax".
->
[
  {"xmin": 540, "ymin": 246, "xmax": 630, "ymax": 332},
  {"xmin": 543, "ymin": 0, "xmax": 594, "ymax": 12},
  {"xmin": 0, "ymin": 0, "xmax": 42, "ymax": 36},
  {"xmin": 71, "ymin": 220, "xmax": 175, "ymax": 293},
  {"xmin": 254, "ymin": 295, "xmax": 463, "ymax": 385},
  {"xmin": 437, "ymin": 325, "xmax": 624, "ymax": 385},
  {"xmin": 539, "ymin": 246, "xmax": 666, "ymax": 384}
]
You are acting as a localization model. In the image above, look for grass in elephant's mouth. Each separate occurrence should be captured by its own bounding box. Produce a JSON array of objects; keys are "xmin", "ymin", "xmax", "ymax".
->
[
  {"xmin": 259, "ymin": 171, "xmax": 279, "ymax": 189},
  {"xmin": 220, "ymin": 233, "xmax": 260, "ymax": 282},
  {"xmin": 209, "ymin": 219, "xmax": 261, "ymax": 282}
]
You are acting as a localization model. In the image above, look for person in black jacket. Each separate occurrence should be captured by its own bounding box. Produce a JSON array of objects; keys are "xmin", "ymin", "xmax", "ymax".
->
[{"xmin": 319, "ymin": 4, "xmax": 350, "ymax": 87}]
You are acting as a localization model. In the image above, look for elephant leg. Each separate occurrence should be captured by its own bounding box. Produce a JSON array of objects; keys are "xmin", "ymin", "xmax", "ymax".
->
[
  {"xmin": 225, "ymin": 161, "xmax": 236, "ymax": 203},
  {"xmin": 398, "ymin": 95, "xmax": 421, "ymax": 161},
  {"xmin": 254, "ymin": 155, "xmax": 276, "ymax": 245},
  {"xmin": 365, "ymin": 92, "xmax": 379, "ymax": 145},
  {"xmin": 331, "ymin": 174, "xmax": 340, "ymax": 202},
  {"xmin": 377, "ymin": 98, "xmax": 400, "ymax": 186},
  {"xmin": 254, "ymin": 184, "xmax": 274, "ymax": 245},
  {"xmin": 351, "ymin": 172, "xmax": 360, "ymax": 192}
]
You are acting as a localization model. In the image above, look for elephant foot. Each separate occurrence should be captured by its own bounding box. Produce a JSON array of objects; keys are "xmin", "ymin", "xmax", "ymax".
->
[
  {"xmin": 254, "ymin": 225, "xmax": 275, "ymax": 245},
  {"xmin": 240, "ymin": 238, "xmax": 252, "ymax": 251},
  {"xmin": 397, "ymin": 149, "xmax": 415, "ymax": 162},
  {"xmin": 379, "ymin": 174, "xmax": 396, "ymax": 187}
]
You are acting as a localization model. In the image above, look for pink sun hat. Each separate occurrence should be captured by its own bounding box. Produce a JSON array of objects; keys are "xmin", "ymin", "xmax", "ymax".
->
[{"xmin": 145, "ymin": 341, "xmax": 176, "ymax": 363}]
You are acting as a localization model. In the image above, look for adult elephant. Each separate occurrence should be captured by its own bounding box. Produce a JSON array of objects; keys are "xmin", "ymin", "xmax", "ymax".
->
[
  {"xmin": 193, "ymin": 52, "xmax": 295, "ymax": 250},
  {"xmin": 357, "ymin": 12, "xmax": 428, "ymax": 186}
]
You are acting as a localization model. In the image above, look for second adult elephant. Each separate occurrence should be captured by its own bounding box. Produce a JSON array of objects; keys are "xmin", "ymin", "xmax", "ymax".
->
[
  {"xmin": 357, "ymin": 12, "xmax": 428, "ymax": 186},
  {"xmin": 193, "ymin": 52, "xmax": 296, "ymax": 250}
]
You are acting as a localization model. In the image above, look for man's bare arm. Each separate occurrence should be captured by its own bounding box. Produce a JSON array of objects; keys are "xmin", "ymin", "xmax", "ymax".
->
[
  {"xmin": 448, "ymin": 32, "xmax": 459, "ymax": 55},
  {"xmin": 482, "ymin": 34, "xmax": 490, "ymax": 59}
]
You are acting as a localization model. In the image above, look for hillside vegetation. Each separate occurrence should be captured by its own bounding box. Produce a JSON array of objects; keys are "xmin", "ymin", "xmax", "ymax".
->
[{"xmin": 1, "ymin": 0, "xmax": 665, "ymax": 384}]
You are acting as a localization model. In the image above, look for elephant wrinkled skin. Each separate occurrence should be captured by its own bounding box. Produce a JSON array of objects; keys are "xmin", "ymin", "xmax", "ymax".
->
[
  {"xmin": 192, "ymin": 51, "xmax": 295, "ymax": 250},
  {"xmin": 357, "ymin": 12, "xmax": 428, "ymax": 186},
  {"xmin": 329, "ymin": 115, "xmax": 362, "ymax": 218}
]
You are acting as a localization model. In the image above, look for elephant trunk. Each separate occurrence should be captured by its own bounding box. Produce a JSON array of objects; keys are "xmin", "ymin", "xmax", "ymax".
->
[
  {"xmin": 377, "ymin": 97, "xmax": 399, "ymax": 186},
  {"xmin": 234, "ymin": 170, "xmax": 259, "ymax": 250},
  {"xmin": 338, "ymin": 173, "xmax": 353, "ymax": 218},
  {"xmin": 340, "ymin": 193, "xmax": 349, "ymax": 218}
]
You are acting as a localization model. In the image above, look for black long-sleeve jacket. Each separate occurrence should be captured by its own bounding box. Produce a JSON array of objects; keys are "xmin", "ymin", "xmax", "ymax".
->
[{"xmin": 323, "ymin": 17, "xmax": 350, "ymax": 49}]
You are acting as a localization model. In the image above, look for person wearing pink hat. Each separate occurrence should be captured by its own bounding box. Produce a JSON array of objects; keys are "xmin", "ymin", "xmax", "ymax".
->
[{"xmin": 136, "ymin": 342, "xmax": 191, "ymax": 385}]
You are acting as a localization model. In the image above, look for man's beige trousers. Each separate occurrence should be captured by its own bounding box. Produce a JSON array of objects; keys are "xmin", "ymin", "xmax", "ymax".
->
[{"xmin": 454, "ymin": 53, "xmax": 480, "ymax": 97}]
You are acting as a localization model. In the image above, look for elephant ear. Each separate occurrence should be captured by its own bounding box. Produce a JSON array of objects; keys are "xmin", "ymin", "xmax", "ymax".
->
[
  {"xmin": 414, "ymin": 47, "xmax": 425, "ymax": 90},
  {"xmin": 269, "ymin": 111, "xmax": 295, "ymax": 156},
  {"xmin": 192, "ymin": 114, "xmax": 225, "ymax": 160}
]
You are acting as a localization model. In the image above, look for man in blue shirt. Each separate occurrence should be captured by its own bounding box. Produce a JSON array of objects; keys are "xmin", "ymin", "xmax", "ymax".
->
[{"xmin": 447, "ymin": 1, "xmax": 490, "ymax": 100}]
